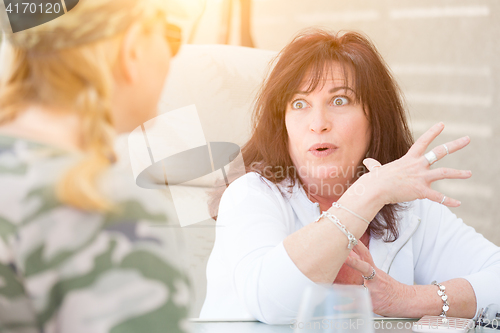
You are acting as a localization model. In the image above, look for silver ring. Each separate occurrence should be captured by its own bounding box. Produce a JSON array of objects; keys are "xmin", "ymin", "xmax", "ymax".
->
[
  {"xmin": 362, "ymin": 267, "xmax": 376, "ymax": 280},
  {"xmin": 424, "ymin": 151, "xmax": 438, "ymax": 165},
  {"xmin": 440, "ymin": 195, "xmax": 446, "ymax": 204},
  {"xmin": 443, "ymin": 144, "xmax": 449, "ymax": 155}
]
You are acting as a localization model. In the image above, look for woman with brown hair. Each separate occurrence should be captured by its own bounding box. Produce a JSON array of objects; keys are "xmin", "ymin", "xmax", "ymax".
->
[
  {"xmin": 0, "ymin": 0, "xmax": 188, "ymax": 332},
  {"xmin": 200, "ymin": 29, "xmax": 500, "ymax": 324}
]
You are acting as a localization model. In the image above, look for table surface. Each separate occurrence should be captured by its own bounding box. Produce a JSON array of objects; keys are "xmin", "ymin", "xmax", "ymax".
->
[{"xmin": 190, "ymin": 319, "xmax": 497, "ymax": 333}]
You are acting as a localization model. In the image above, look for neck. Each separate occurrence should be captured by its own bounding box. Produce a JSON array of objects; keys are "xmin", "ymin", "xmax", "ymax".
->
[
  {"xmin": 301, "ymin": 176, "xmax": 354, "ymax": 212},
  {"xmin": 0, "ymin": 105, "xmax": 82, "ymax": 152}
]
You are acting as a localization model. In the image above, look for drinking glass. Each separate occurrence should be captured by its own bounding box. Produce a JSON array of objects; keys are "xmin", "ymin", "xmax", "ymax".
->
[{"xmin": 293, "ymin": 284, "xmax": 374, "ymax": 333}]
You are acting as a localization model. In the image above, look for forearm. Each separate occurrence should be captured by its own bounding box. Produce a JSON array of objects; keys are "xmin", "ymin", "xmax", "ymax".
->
[
  {"xmin": 405, "ymin": 278, "xmax": 477, "ymax": 318},
  {"xmin": 284, "ymin": 176, "xmax": 384, "ymax": 283}
]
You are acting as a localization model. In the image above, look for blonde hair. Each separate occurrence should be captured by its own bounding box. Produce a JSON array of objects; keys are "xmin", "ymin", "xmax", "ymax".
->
[{"xmin": 0, "ymin": 0, "xmax": 172, "ymax": 211}]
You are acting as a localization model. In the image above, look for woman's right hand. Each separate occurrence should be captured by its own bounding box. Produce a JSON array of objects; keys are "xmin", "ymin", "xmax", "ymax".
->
[{"xmin": 358, "ymin": 122, "xmax": 471, "ymax": 207}]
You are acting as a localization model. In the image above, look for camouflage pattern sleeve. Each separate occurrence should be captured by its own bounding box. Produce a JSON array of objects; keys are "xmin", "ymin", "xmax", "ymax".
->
[{"xmin": 0, "ymin": 136, "xmax": 191, "ymax": 333}]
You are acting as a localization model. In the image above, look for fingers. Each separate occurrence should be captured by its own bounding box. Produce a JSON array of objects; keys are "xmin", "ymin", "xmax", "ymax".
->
[
  {"xmin": 437, "ymin": 136, "xmax": 470, "ymax": 157},
  {"xmin": 351, "ymin": 242, "xmax": 376, "ymax": 269},
  {"xmin": 423, "ymin": 136, "xmax": 471, "ymax": 166},
  {"xmin": 352, "ymin": 242, "xmax": 371, "ymax": 260},
  {"xmin": 348, "ymin": 250, "xmax": 361, "ymax": 260},
  {"xmin": 426, "ymin": 188, "xmax": 461, "ymax": 207},
  {"xmin": 427, "ymin": 168, "xmax": 472, "ymax": 182},
  {"xmin": 363, "ymin": 158, "xmax": 382, "ymax": 172},
  {"xmin": 409, "ymin": 122, "xmax": 445, "ymax": 156},
  {"xmin": 345, "ymin": 255, "xmax": 374, "ymax": 278}
]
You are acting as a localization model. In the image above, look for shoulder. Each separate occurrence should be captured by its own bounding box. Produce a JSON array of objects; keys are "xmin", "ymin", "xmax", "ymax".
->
[
  {"xmin": 223, "ymin": 172, "xmax": 287, "ymax": 201},
  {"xmin": 0, "ymin": 136, "xmax": 78, "ymax": 231},
  {"xmin": 218, "ymin": 172, "xmax": 294, "ymax": 222},
  {"xmin": 229, "ymin": 171, "xmax": 280, "ymax": 190},
  {"xmin": 0, "ymin": 194, "xmax": 189, "ymax": 332},
  {"xmin": 0, "ymin": 139, "xmax": 190, "ymax": 330}
]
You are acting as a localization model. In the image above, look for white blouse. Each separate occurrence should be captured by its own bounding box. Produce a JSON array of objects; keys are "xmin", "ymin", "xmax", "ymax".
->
[{"xmin": 200, "ymin": 172, "xmax": 500, "ymax": 324}]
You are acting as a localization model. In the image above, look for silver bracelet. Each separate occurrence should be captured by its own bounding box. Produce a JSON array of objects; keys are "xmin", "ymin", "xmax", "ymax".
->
[
  {"xmin": 314, "ymin": 211, "xmax": 358, "ymax": 250},
  {"xmin": 331, "ymin": 202, "xmax": 371, "ymax": 225},
  {"xmin": 432, "ymin": 281, "xmax": 450, "ymax": 322}
]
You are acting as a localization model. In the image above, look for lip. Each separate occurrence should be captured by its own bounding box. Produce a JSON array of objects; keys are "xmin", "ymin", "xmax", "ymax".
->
[{"xmin": 308, "ymin": 143, "xmax": 338, "ymax": 157}]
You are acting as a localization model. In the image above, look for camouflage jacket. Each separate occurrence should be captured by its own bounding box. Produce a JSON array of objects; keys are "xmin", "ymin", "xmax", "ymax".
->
[{"xmin": 0, "ymin": 135, "xmax": 190, "ymax": 333}]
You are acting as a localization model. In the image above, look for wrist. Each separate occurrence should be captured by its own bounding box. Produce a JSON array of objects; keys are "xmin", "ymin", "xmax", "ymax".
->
[
  {"xmin": 341, "ymin": 174, "xmax": 385, "ymax": 213},
  {"xmin": 401, "ymin": 284, "xmax": 422, "ymax": 318},
  {"xmin": 326, "ymin": 176, "xmax": 384, "ymax": 233},
  {"xmin": 384, "ymin": 280, "xmax": 418, "ymax": 317},
  {"xmin": 404, "ymin": 285, "xmax": 444, "ymax": 318}
]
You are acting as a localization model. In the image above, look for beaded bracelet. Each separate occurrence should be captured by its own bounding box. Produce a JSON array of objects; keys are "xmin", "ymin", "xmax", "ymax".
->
[
  {"xmin": 314, "ymin": 211, "xmax": 358, "ymax": 250},
  {"xmin": 331, "ymin": 202, "xmax": 371, "ymax": 225},
  {"xmin": 432, "ymin": 281, "xmax": 450, "ymax": 323}
]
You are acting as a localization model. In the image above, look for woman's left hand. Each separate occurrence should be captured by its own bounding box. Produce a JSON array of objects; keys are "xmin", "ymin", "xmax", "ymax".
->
[{"xmin": 345, "ymin": 242, "xmax": 416, "ymax": 317}]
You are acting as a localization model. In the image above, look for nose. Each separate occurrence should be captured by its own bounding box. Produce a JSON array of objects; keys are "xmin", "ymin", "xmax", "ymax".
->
[{"xmin": 309, "ymin": 106, "xmax": 331, "ymax": 133}]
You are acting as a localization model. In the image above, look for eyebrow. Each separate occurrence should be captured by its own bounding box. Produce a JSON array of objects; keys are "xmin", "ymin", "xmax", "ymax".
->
[{"xmin": 295, "ymin": 86, "xmax": 355, "ymax": 95}]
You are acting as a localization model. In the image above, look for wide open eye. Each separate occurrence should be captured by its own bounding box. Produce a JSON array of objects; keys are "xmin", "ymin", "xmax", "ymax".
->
[
  {"xmin": 292, "ymin": 99, "xmax": 308, "ymax": 109},
  {"xmin": 332, "ymin": 97, "xmax": 349, "ymax": 106}
]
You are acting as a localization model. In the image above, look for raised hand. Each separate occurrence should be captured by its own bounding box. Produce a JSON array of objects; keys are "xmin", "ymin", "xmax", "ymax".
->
[{"xmin": 361, "ymin": 123, "xmax": 471, "ymax": 208}]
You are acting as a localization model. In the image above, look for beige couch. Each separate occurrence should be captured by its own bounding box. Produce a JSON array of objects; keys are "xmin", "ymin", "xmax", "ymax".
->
[{"xmin": 156, "ymin": 44, "xmax": 276, "ymax": 316}]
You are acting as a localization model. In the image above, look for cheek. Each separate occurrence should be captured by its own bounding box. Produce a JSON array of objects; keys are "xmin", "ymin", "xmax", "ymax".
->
[
  {"xmin": 285, "ymin": 114, "xmax": 301, "ymax": 162},
  {"xmin": 285, "ymin": 112, "xmax": 304, "ymax": 144},
  {"xmin": 155, "ymin": 44, "xmax": 170, "ymax": 81},
  {"xmin": 158, "ymin": 46, "xmax": 170, "ymax": 75},
  {"xmin": 339, "ymin": 114, "xmax": 371, "ymax": 157},
  {"xmin": 146, "ymin": 34, "xmax": 170, "ymax": 75},
  {"xmin": 361, "ymin": 118, "xmax": 372, "ymax": 147},
  {"xmin": 350, "ymin": 113, "xmax": 370, "ymax": 139},
  {"xmin": 352, "ymin": 117, "xmax": 371, "ymax": 156},
  {"xmin": 147, "ymin": 41, "xmax": 171, "ymax": 101}
]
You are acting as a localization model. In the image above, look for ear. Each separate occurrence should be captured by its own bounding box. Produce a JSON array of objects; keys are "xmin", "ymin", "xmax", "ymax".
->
[{"xmin": 115, "ymin": 23, "xmax": 144, "ymax": 84}]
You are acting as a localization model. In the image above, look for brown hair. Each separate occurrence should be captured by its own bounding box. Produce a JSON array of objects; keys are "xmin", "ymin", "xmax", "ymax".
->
[{"xmin": 214, "ymin": 29, "xmax": 414, "ymax": 242}]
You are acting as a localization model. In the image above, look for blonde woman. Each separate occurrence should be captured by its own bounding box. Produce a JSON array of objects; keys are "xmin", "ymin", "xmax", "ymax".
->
[{"xmin": 0, "ymin": 1, "xmax": 189, "ymax": 332}]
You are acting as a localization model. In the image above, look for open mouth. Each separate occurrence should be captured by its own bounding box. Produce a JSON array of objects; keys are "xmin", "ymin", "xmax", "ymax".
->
[
  {"xmin": 308, "ymin": 143, "xmax": 338, "ymax": 157},
  {"xmin": 309, "ymin": 143, "xmax": 338, "ymax": 151}
]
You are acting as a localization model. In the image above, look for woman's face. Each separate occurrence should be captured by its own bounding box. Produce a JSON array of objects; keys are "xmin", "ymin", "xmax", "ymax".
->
[
  {"xmin": 139, "ymin": 21, "xmax": 173, "ymax": 121},
  {"xmin": 285, "ymin": 63, "xmax": 371, "ymax": 193},
  {"xmin": 113, "ymin": 20, "xmax": 173, "ymax": 133}
]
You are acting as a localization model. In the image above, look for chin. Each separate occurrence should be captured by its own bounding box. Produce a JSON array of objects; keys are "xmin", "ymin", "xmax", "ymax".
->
[{"xmin": 306, "ymin": 165, "xmax": 341, "ymax": 179}]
